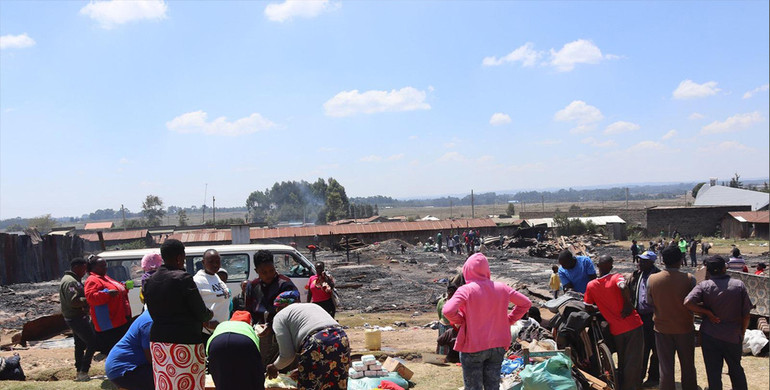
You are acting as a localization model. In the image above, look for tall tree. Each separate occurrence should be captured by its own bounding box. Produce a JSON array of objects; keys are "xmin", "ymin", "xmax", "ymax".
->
[
  {"xmin": 728, "ymin": 173, "xmax": 743, "ymax": 188},
  {"xmin": 27, "ymin": 214, "xmax": 58, "ymax": 234},
  {"xmin": 325, "ymin": 178, "xmax": 350, "ymax": 222},
  {"xmin": 177, "ymin": 210, "xmax": 189, "ymax": 226},
  {"xmin": 142, "ymin": 195, "xmax": 165, "ymax": 227},
  {"xmin": 691, "ymin": 182, "xmax": 706, "ymax": 198}
]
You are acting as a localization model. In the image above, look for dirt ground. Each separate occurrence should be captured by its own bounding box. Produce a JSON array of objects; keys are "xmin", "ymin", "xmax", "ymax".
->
[{"xmin": 1, "ymin": 237, "xmax": 768, "ymax": 389}]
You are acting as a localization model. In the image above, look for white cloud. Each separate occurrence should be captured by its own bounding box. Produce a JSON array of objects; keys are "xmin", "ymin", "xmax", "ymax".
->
[
  {"xmin": 536, "ymin": 139, "xmax": 563, "ymax": 145},
  {"xmin": 408, "ymin": 135, "xmax": 418, "ymax": 140},
  {"xmin": 554, "ymin": 100, "xmax": 603, "ymax": 133},
  {"xmin": 119, "ymin": 157, "xmax": 131, "ymax": 164},
  {"xmin": 166, "ymin": 110, "xmax": 276, "ymax": 136},
  {"xmin": 701, "ymin": 111, "xmax": 763, "ymax": 134},
  {"xmin": 437, "ymin": 151, "xmax": 465, "ymax": 163},
  {"xmin": 80, "ymin": 0, "xmax": 167, "ymax": 29},
  {"xmin": 0, "ymin": 33, "xmax": 36, "ymax": 50},
  {"xmin": 697, "ymin": 141, "xmax": 754, "ymax": 153},
  {"xmin": 489, "ymin": 112, "xmax": 512, "ymax": 126},
  {"xmin": 318, "ymin": 147, "xmax": 336, "ymax": 153},
  {"xmin": 661, "ymin": 129, "xmax": 677, "ymax": 140},
  {"xmin": 324, "ymin": 87, "xmax": 430, "ymax": 117},
  {"xmin": 581, "ymin": 137, "xmax": 617, "ymax": 148},
  {"xmin": 688, "ymin": 112, "xmax": 705, "ymax": 120},
  {"xmin": 604, "ymin": 121, "xmax": 640, "ymax": 135},
  {"xmin": 672, "ymin": 80, "xmax": 720, "ymax": 99},
  {"xmin": 360, "ymin": 155, "xmax": 382, "ymax": 162},
  {"xmin": 387, "ymin": 153, "xmax": 404, "ymax": 161},
  {"xmin": 628, "ymin": 141, "xmax": 663, "ymax": 151},
  {"xmin": 482, "ymin": 42, "xmax": 542, "ymax": 67},
  {"xmin": 549, "ymin": 39, "xmax": 616, "ymax": 72},
  {"xmin": 265, "ymin": 0, "xmax": 337, "ymax": 22},
  {"xmin": 743, "ymin": 84, "xmax": 769, "ymax": 99},
  {"xmin": 477, "ymin": 155, "xmax": 494, "ymax": 163},
  {"xmin": 443, "ymin": 142, "xmax": 456, "ymax": 148}
]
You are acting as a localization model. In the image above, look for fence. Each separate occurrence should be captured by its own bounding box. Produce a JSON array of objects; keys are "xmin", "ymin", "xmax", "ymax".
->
[{"xmin": 0, "ymin": 233, "xmax": 85, "ymax": 285}]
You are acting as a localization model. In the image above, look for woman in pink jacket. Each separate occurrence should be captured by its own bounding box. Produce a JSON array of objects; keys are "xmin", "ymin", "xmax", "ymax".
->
[{"xmin": 442, "ymin": 253, "xmax": 531, "ymax": 390}]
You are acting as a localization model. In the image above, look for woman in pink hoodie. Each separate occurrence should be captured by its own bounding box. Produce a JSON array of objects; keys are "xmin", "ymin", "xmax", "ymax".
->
[{"xmin": 442, "ymin": 253, "xmax": 531, "ymax": 390}]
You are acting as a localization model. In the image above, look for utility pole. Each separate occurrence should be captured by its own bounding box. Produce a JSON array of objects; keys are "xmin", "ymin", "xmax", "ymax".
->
[
  {"xmin": 471, "ymin": 190, "xmax": 475, "ymax": 219},
  {"xmin": 450, "ymin": 199, "xmax": 453, "ymax": 219},
  {"xmin": 121, "ymin": 204, "xmax": 126, "ymax": 230},
  {"xmin": 212, "ymin": 196, "xmax": 216, "ymax": 225},
  {"xmin": 202, "ymin": 183, "xmax": 208, "ymax": 224}
]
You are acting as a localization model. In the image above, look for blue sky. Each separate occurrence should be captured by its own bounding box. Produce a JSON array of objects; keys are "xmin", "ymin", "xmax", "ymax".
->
[{"xmin": 1, "ymin": 0, "xmax": 768, "ymax": 219}]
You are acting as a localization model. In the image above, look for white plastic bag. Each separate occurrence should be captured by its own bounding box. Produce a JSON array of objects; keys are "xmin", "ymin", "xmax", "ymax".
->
[{"xmin": 742, "ymin": 329, "xmax": 769, "ymax": 356}]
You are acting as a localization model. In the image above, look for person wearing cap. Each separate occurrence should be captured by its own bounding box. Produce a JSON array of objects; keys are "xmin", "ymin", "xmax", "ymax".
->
[
  {"xmin": 755, "ymin": 263, "xmax": 767, "ymax": 276},
  {"xmin": 266, "ymin": 292, "xmax": 350, "ymax": 390},
  {"xmin": 206, "ymin": 311, "xmax": 264, "ymax": 390},
  {"xmin": 626, "ymin": 251, "xmax": 661, "ymax": 387},
  {"xmin": 59, "ymin": 257, "xmax": 99, "ymax": 381},
  {"xmin": 684, "ymin": 255, "xmax": 751, "ymax": 390},
  {"xmin": 557, "ymin": 249, "xmax": 597, "ymax": 294},
  {"xmin": 193, "ymin": 249, "xmax": 231, "ymax": 337},
  {"xmin": 646, "ymin": 246, "xmax": 698, "ymax": 390},
  {"xmin": 727, "ymin": 247, "xmax": 749, "ymax": 272},
  {"xmin": 584, "ymin": 255, "xmax": 644, "ymax": 390}
]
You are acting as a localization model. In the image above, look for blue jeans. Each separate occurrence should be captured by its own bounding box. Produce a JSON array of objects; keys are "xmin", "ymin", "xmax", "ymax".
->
[{"xmin": 459, "ymin": 347, "xmax": 504, "ymax": 390}]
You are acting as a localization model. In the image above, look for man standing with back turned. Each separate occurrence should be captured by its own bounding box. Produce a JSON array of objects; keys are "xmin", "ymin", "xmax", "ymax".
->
[
  {"xmin": 646, "ymin": 246, "xmax": 697, "ymax": 390},
  {"xmin": 684, "ymin": 255, "xmax": 751, "ymax": 390},
  {"xmin": 60, "ymin": 257, "xmax": 98, "ymax": 381}
]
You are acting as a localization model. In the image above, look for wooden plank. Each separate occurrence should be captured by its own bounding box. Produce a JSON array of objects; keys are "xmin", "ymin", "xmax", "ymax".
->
[{"xmin": 578, "ymin": 368, "xmax": 610, "ymax": 390}]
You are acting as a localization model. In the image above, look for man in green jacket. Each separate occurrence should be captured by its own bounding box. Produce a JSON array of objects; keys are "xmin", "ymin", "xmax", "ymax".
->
[{"xmin": 59, "ymin": 257, "xmax": 99, "ymax": 381}]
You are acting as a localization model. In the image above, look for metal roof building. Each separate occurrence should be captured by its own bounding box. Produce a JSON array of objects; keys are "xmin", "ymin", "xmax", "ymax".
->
[{"xmin": 694, "ymin": 185, "xmax": 770, "ymax": 211}]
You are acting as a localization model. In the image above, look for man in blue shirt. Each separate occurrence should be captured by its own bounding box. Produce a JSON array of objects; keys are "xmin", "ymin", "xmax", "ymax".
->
[
  {"xmin": 105, "ymin": 310, "xmax": 153, "ymax": 390},
  {"xmin": 557, "ymin": 250, "xmax": 597, "ymax": 293}
]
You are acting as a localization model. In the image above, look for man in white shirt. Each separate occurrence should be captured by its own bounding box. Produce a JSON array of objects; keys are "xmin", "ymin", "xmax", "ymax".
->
[{"xmin": 193, "ymin": 249, "xmax": 231, "ymax": 334}]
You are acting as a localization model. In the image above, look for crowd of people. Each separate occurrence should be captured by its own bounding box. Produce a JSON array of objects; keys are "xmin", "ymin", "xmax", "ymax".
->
[
  {"xmin": 57, "ymin": 233, "xmax": 761, "ymax": 390},
  {"xmin": 59, "ymin": 240, "xmax": 349, "ymax": 390},
  {"xmin": 567, "ymin": 243, "xmax": 754, "ymax": 390}
]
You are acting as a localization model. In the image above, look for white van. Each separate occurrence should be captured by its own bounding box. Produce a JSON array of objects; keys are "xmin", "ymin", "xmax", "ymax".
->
[{"xmin": 97, "ymin": 244, "xmax": 316, "ymax": 315}]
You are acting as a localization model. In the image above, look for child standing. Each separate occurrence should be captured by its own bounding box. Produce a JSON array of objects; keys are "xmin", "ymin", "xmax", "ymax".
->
[{"xmin": 549, "ymin": 265, "xmax": 561, "ymax": 299}]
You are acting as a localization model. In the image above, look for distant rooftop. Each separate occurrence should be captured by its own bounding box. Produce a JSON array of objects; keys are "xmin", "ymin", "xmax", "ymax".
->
[{"xmin": 694, "ymin": 185, "xmax": 769, "ymax": 211}]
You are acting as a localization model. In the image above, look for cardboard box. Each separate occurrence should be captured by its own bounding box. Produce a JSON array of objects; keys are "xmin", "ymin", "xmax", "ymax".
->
[{"xmin": 382, "ymin": 357, "xmax": 413, "ymax": 380}]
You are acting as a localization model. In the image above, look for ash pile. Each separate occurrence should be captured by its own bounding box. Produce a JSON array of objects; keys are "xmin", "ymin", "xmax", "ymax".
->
[{"xmin": 0, "ymin": 282, "xmax": 60, "ymax": 330}]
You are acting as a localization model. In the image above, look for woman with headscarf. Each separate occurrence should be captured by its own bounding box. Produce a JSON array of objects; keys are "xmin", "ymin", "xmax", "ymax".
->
[
  {"xmin": 442, "ymin": 253, "xmax": 532, "ymax": 390},
  {"xmin": 144, "ymin": 239, "xmax": 213, "ymax": 390},
  {"xmin": 206, "ymin": 310, "xmax": 264, "ymax": 390},
  {"xmin": 139, "ymin": 253, "xmax": 162, "ymax": 304},
  {"xmin": 266, "ymin": 291, "xmax": 350, "ymax": 390},
  {"xmin": 84, "ymin": 255, "xmax": 132, "ymax": 354}
]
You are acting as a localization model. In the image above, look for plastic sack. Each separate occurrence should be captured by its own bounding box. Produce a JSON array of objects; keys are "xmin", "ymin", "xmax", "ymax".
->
[
  {"xmin": 347, "ymin": 372, "xmax": 409, "ymax": 390},
  {"xmin": 501, "ymin": 357, "xmax": 524, "ymax": 375},
  {"xmin": 516, "ymin": 353, "xmax": 576, "ymax": 390},
  {"xmin": 264, "ymin": 374, "xmax": 297, "ymax": 389},
  {"xmin": 742, "ymin": 329, "xmax": 769, "ymax": 356}
]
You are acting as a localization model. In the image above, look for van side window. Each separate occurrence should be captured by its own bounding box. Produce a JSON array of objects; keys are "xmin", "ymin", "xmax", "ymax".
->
[
  {"xmin": 105, "ymin": 259, "xmax": 143, "ymax": 283},
  {"xmin": 272, "ymin": 253, "xmax": 312, "ymax": 277},
  {"xmin": 189, "ymin": 253, "xmax": 250, "ymax": 282}
]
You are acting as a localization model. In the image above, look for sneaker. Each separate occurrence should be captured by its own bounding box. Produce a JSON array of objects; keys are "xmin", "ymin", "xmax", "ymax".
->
[
  {"xmin": 93, "ymin": 352, "xmax": 107, "ymax": 362},
  {"xmin": 75, "ymin": 372, "xmax": 91, "ymax": 381}
]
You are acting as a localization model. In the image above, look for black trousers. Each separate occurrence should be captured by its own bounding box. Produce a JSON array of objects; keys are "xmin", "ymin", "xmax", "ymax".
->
[
  {"xmin": 109, "ymin": 364, "xmax": 154, "ymax": 390},
  {"xmin": 701, "ymin": 333, "xmax": 747, "ymax": 390},
  {"xmin": 314, "ymin": 298, "xmax": 336, "ymax": 318},
  {"xmin": 639, "ymin": 313, "xmax": 659, "ymax": 382},
  {"xmin": 65, "ymin": 316, "xmax": 98, "ymax": 373},
  {"xmin": 96, "ymin": 322, "xmax": 130, "ymax": 355},
  {"xmin": 208, "ymin": 332, "xmax": 264, "ymax": 390}
]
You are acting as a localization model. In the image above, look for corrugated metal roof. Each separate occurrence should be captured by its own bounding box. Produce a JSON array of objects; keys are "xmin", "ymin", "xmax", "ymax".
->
[
  {"xmin": 727, "ymin": 211, "xmax": 770, "ymax": 224},
  {"xmin": 84, "ymin": 222, "xmax": 114, "ymax": 230},
  {"xmin": 524, "ymin": 215, "xmax": 625, "ymax": 228},
  {"xmin": 161, "ymin": 218, "xmax": 497, "ymax": 244},
  {"xmin": 79, "ymin": 229, "xmax": 149, "ymax": 242},
  {"xmin": 694, "ymin": 185, "xmax": 770, "ymax": 211}
]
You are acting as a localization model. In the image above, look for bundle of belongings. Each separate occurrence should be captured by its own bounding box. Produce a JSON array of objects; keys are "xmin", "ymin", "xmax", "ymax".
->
[{"xmin": 0, "ymin": 353, "xmax": 25, "ymax": 381}]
